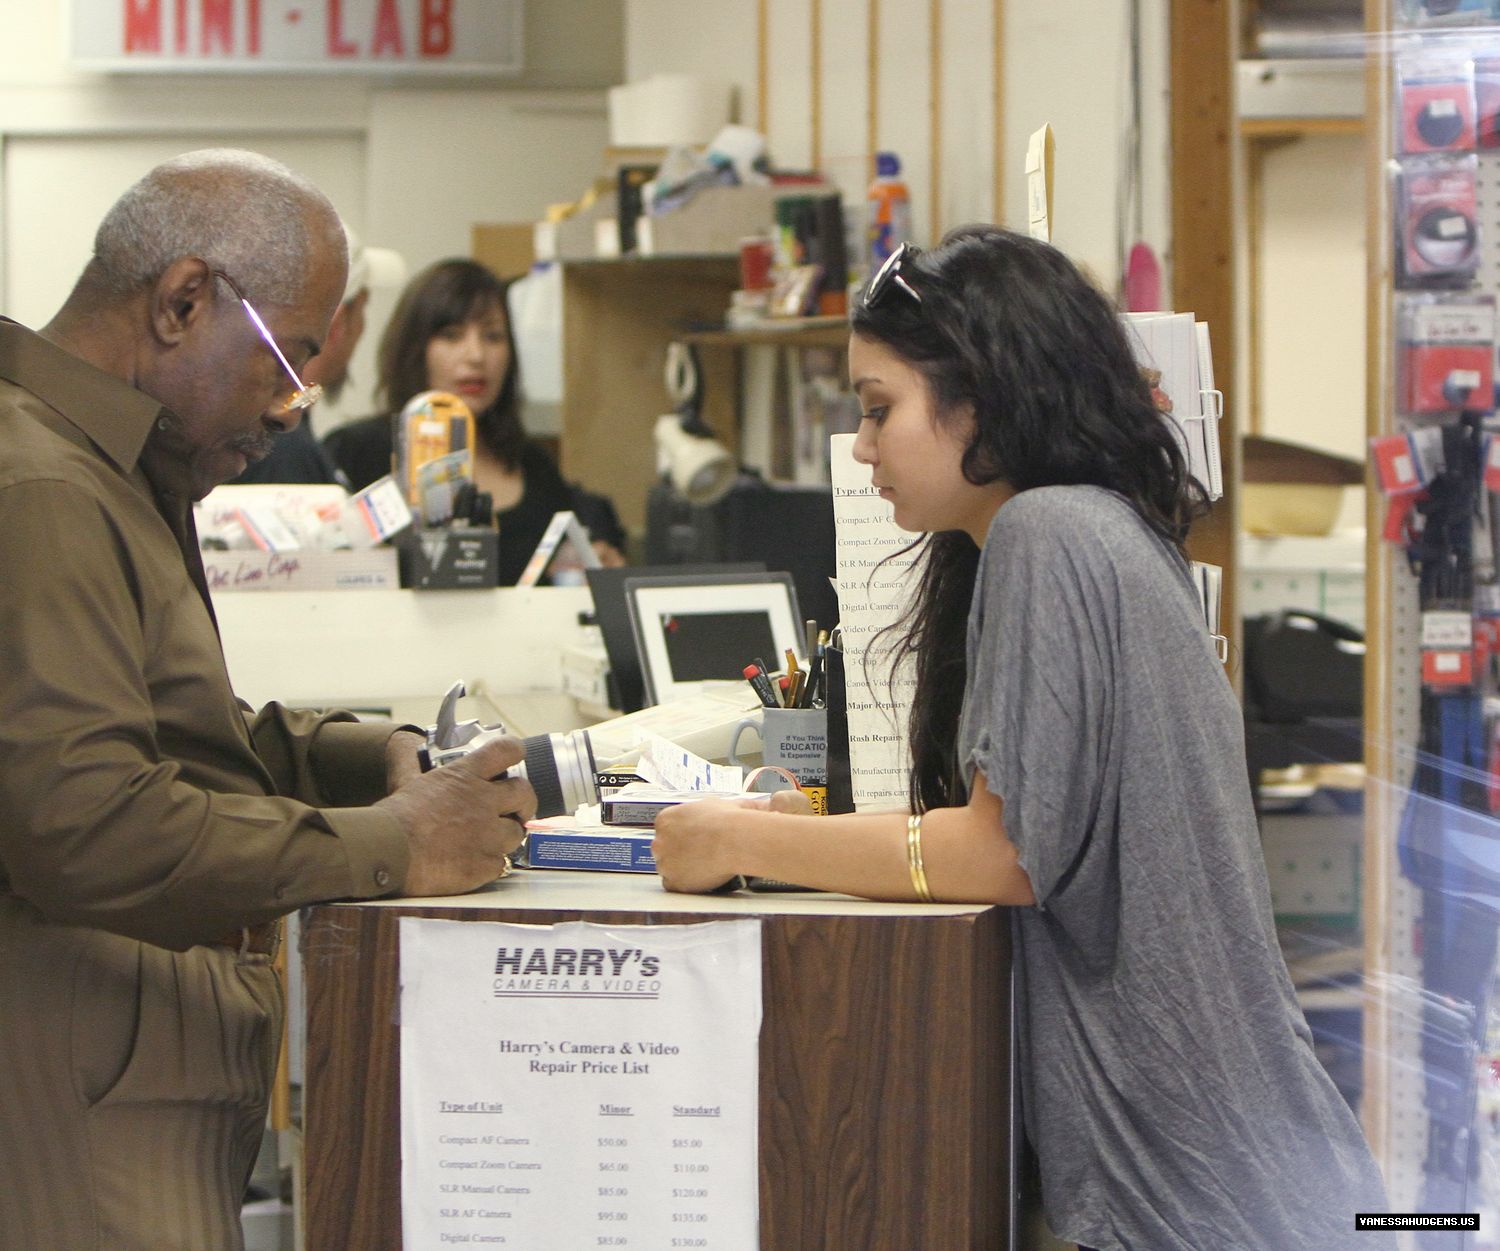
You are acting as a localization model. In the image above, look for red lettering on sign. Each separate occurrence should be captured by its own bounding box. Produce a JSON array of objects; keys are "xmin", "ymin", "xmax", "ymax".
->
[
  {"xmin": 420, "ymin": 0, "xmax": 452, "ymax": 56},
  {"xmin": 201, "ymin": 0, "xmax": 232, "ymax": 52},
  {"xmin": 372, "ymin": 0, "xmax": 404, "ymax": 56},
  {"xmin": 174, "ymin": 0, "xmax": 189, "ymax": 52},
  {"xmin": 246, "ymin": 0, "xmax": 260, "ymax": 53},
  {"xmin": 327, "ymin": 0, "xmax": 357, "ymax": 56},
  {"xmin": 124, "ymin": 0, "xmax": 162, "ymax": 51}
]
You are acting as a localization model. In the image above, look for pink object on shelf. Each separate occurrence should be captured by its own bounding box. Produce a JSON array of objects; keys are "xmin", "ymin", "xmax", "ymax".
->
[{"xmin": 1124, "ymin": 241, "xmax": 1162, "ymax": 313}]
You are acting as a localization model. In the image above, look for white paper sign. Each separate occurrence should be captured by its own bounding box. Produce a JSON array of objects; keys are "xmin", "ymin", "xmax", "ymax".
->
[
  {"xmin": 399, "ymin": 917, "xmax": 762, "ymax": 1250},
  {"xmin": 830, "ymin": 432, "xmax": 917, "ymax": 810}
]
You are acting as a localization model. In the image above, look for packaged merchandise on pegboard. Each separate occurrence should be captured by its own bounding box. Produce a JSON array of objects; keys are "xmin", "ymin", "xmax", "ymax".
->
[
  {"xmin": 1398, "ymin": 294, "xmax": 1496, "ymax": 414},
  {"xmin": 1376, "ymin": 3, "xmax": 1500, "ymax": 1234},
  {"xmin": 1397, "ymin": 0, "xmax": 1500, "ymax": 29},
  {"xmin": 1397, "ymin": 154, "xmax": 1482, "ymax": 288},
  {"xmin": 1400, "ymin": 53, "xmax": 1479, "ymax": 156}
]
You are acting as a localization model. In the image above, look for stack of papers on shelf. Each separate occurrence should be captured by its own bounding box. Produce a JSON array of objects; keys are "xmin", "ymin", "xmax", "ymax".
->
[{"xmin": 1122, "ymin": 312, "xmax": 1224, "ymax": 500}]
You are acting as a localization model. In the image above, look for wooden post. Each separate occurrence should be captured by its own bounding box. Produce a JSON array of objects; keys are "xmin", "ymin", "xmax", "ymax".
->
[
  {"xmin": 992, "ymin": 0, "xmax": 1005, "ymax": 223},
  {"xmin": 1171, "ymin": 0, "xmax": 1242, "ymax": 672}
]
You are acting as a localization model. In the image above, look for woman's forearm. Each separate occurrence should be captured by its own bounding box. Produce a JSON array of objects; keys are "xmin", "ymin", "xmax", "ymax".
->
[{"xmin": 654, "ymin": 772, "xmax": 1035, "ymax": 906}]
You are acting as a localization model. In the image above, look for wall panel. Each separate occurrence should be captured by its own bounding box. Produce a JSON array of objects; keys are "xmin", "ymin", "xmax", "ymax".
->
[
  {"xmin": 767, "ymin": 0, "xmax": 816, "ymax": 172},
  {"xmin": 873, "ymin": 0, "xmax": 933, "ymax": 245},
  {"xmin": 624, "ymin": 0, "xmax": 1176, "ymax": 288},
  {"xmin": 819, "ymin": 0, "xmax": 872, "ymax": 213},
  {"xmin": 937, "ymin": 0, "xmax": 997, "ymax": 234},
  {"xmin": 621, "ymin": 0, "xmax": 758, "ymax": 126}
]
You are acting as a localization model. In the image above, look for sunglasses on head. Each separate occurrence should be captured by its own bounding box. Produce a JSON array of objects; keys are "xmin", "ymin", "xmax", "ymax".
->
[{"xmin": 863, "ymin": 242, "xmax": 923, "ymax": 310}]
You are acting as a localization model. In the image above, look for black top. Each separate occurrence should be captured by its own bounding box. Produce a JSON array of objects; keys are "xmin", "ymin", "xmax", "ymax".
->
[
  {"xmin": 322, "ymin": 413, "xmax": 625, "ymax": 586},
  {"xmin": 232, "ymin": 419, "xmax": 349, "ymax": 488}
]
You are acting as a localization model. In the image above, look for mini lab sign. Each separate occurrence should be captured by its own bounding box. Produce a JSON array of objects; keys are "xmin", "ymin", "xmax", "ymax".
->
[{"xmin": 69, "ymin": 0, "xmax": 522, "ymax": 75}]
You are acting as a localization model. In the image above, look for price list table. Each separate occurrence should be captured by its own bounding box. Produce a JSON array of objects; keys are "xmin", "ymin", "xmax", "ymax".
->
[
  {"xmin": 304, "ymin": 871, "xmax": 1012, "ymax": 1250},
  {"xmin": 589, "ymin": 1114, "xmax": 726, "ymax": 1249}
]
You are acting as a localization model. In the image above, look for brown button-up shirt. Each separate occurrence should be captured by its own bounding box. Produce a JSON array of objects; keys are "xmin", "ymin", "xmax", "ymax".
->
[{"xmin": 0, "ymin": 318, "xmax": 410, "ymax": 950}]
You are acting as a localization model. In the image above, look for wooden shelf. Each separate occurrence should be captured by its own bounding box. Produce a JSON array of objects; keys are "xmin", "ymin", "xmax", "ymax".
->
[
  {"xmin": 555, "ymin": 255, "xmax": 741, "ymax": 535},
  {"xmin": 680, "ymin": 317, "xmax": 851, "ymax": 349},
  {"xmin": 1240, "ymin": 115, "xmax": 1365, "ymax": 141}
]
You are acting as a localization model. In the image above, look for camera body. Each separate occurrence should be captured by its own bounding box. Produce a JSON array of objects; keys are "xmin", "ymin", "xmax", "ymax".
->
[{"xmin": 421, "ymin": 682, "xmax": 598, "ymax": 819}]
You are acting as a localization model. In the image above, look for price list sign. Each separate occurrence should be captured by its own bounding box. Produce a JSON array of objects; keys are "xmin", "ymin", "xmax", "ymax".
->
[{"xmin": 399, "ymin": 917, "xmax": 761, "ymax": 1249}]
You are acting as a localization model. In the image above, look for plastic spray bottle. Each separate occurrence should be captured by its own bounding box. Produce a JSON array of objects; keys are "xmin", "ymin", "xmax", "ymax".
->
[{"xmin": 866, "ymin": 151, "xmax": 912, "ymax": 267}]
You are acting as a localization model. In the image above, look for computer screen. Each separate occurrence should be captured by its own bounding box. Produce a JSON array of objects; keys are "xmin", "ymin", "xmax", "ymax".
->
[
  {"xmin": 586, "ymin": 563, "xmax": 765, "ymax": 713},
  {"xmin": 623, "ymin": 572, "xmax": 804, "ymax": 706},
  {"xmin": 653, "ymin": 609, "xmax": 779, "ymax": 685}
]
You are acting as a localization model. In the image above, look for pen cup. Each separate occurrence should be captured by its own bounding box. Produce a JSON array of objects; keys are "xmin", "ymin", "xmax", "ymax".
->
[{"xmin": 728, "ymin": 708, "xmax": 829, "ymax": 814}]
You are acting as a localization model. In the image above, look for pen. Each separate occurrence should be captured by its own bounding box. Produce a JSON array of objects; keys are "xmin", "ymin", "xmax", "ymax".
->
[
  {"xmin": 744, "ymin": 663, "xmax": 779, "ymax": 709},
  {"xmin": 806, "ymin": 635, "xmax": 826, "ymax": 709}
]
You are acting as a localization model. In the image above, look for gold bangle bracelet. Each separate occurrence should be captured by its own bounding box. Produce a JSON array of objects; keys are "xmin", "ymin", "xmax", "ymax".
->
[{"xmin": 907, "ymin": 813, "xmax": 934, "ymax": 903}]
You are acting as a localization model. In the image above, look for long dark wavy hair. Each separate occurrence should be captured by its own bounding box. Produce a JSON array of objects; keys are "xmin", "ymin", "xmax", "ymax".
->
[
  {"xmin": 376, "ymin": 257, "xmax": 525, "ymax": 467},
  {"xmin": 849, "ymin": 225, "xmax": 1208, "ymax": 812}
]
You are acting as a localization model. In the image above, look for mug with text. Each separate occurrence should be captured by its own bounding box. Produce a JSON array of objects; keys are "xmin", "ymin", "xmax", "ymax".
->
[{"xmin": 728, "ymin": 708, "xmax": 829, "ymax": 814}]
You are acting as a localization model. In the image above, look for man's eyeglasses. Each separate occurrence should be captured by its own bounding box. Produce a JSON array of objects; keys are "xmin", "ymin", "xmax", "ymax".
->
[
  {"xmin": 863, "ymin": 242, "xmax": 923, "ymax": 310},
  {"xmin": 210, "ymin": 269, "xmax": 322, "ymax": 413}
]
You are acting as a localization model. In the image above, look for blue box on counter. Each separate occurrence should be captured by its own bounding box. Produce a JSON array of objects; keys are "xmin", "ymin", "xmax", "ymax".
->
[{"xmin": 525, "ymin": 828, "xmax": 657, "ymax": 874}]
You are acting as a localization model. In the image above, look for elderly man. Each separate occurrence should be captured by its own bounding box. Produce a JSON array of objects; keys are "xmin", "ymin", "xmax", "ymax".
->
[{"xmin": 0, "ymin": 149, "xmax": 531, "ymax": 1251}]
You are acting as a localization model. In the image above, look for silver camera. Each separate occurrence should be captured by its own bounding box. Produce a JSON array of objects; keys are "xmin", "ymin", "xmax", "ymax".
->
[{"xmin": 421, "ymin": 681, "xmax": 598, "ymax": 819}]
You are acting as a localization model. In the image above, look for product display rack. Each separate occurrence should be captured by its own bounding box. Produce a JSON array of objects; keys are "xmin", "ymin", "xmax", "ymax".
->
[{"xmin": 1366, "ymin": 3, "xmax": 1500, "ymax": 1240}]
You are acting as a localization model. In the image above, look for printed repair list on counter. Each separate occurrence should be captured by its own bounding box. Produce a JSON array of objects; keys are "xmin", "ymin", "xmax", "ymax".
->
[
  {"xmin": 830, "ymin": 431, "xmax": 919, "ymax": 809},
  {"xmin": 399, "ymin": 916, "xmax": 762, "ymax": 1250}
]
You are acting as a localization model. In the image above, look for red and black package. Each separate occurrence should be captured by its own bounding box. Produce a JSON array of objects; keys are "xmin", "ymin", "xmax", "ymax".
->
[{"xmin": 1397, "ymin": 155, "xmax": 1481, "ymax": 288}]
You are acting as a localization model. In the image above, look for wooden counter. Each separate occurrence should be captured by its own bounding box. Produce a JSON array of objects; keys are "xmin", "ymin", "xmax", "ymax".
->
[{"xmin": 302, "ymin": 871, "xmax": 1014, "ymax": 1250}]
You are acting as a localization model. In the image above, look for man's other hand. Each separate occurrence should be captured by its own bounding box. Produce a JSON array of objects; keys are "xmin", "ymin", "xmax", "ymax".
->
[{"xmin": 376, "ymin": 736, "xmax": 535, "ymax": 897}]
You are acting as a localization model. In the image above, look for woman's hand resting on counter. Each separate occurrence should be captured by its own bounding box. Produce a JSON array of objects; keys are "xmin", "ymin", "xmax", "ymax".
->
[{"xmin": 652, "ymin": 789, "xmax": 814, "ymax": 893}]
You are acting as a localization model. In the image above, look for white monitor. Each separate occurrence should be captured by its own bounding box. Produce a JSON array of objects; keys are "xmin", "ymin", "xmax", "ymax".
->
[{"xmin": 623, "ymin": 571, "xmax": 804, "ymax": 706}]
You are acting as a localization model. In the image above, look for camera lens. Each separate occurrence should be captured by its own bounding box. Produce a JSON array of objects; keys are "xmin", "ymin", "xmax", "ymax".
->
[{"xmin": 516, "ymin": 730, "xmax": 598, "ymax": 819}]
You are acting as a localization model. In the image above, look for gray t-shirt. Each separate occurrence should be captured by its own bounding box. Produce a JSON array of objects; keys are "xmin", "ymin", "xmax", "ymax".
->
[{"xmin": 958, "ymin": 486, "xmax": 1390, "ymax": 1251}]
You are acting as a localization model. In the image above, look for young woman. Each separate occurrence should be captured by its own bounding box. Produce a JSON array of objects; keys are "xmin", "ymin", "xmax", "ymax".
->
[
  {"xmin": 651, "ymin": 227, "xmax": 1391, "ymax": 1250},
  {"xmin": 323, "ymin": 258, "xmax": 626, "ymax": 582}
]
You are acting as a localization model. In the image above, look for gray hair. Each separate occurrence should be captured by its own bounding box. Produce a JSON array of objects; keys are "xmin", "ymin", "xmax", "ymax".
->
[{"xmin": 91, "ymin": 148, "xmax": 345, "ymax": 305}]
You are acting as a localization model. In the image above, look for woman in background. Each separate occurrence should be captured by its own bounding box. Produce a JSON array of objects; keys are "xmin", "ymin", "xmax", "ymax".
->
[
  {"xmin": 651, "ymin": 226, "xmax": 1391, "ymax": 1251},
  {"xmin": 325, "ymin": 257, "xmax": 625, "ymax": 583}
]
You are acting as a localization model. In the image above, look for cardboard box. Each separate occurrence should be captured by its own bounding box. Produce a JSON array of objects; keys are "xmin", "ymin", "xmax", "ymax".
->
[
  {"xmin": 534, "ymin": 189, "xmax": 620, "ymax": 261},
  {"xmin": 525, "ymin": 829, "xmax": 657, "ymax": 873},
  {"xmin": 202, "ymin": 547, "xmax": 400, "ymax": 593},
  {"xmin": 636, "ymin": 184, "xmax": 778, "ymax": 256}
]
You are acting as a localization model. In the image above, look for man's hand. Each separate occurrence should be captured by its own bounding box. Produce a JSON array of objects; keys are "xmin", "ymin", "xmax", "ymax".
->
[{"xmin": 376, "ymin": 736, "xmax": 536, "ymax": 897}]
